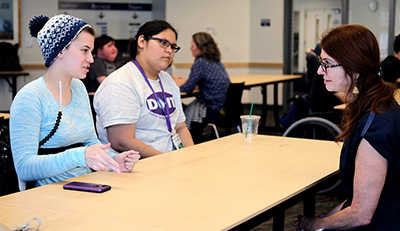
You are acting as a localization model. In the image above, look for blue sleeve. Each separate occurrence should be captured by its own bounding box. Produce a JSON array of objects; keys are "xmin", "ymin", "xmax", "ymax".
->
[
  {"xmin": 9, "ymin": 79, "xmax": 108, "ymax": 182},
  {"xmin": 180, "ymin": 58, "xmax": 204, "ymax": 93}
]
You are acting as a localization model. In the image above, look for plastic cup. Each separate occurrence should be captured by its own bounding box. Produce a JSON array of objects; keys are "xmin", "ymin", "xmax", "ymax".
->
[{"xmin": 240, "ymin": 115, "xmax": 260, "ymax": 142}]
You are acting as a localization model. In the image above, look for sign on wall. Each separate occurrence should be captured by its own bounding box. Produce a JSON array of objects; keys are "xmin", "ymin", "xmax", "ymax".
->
[{"xmin": 58, "ymin": 1, "xmax": 152, "ymax": 39}]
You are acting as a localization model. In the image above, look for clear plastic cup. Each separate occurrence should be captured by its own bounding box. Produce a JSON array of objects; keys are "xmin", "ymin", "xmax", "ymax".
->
[{"xmin": 240, "ymin": 115, "xmax": 260, "ymax": 142}]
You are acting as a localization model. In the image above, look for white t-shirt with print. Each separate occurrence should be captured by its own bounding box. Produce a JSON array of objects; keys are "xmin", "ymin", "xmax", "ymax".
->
[{"xmin": 94, "ymin": 61, "xmax": 186, "ymax": 153}]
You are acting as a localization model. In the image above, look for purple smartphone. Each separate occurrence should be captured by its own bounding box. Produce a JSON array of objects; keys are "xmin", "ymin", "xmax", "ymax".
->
[{"xmin": 63, "ymin": 181, "xmax": 111, "ymax": 193}]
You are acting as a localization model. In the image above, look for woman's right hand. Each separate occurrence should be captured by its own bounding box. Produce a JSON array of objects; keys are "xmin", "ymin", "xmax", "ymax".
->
[{"xmin": 84, "ymin": 143, "xmax": 122, "ymax": 174}]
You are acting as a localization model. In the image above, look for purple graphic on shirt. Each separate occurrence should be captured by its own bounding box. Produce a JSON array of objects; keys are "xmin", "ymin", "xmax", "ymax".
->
[{"xmin": 146, "ymin": 92, "xmax": 176, "ymax": 116}]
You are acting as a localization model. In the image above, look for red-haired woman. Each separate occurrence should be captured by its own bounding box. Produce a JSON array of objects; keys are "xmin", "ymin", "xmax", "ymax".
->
[{"xmin": 294, "ymin": 24, "xmax": 400, "ymax": 230}]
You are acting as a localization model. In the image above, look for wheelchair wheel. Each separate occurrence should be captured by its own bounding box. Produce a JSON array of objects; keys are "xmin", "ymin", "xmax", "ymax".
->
[
  {"xmin": 283, "ymin": 117, "xmax": 341, "ymax": 141},
  {"xmin": 283, "ymin": 117, "xmax": 342, "ymax": 194}
]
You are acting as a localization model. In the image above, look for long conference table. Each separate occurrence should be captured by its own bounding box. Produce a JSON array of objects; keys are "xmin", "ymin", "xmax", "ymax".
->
[
  {"xmin": 0, "ymin": 134, "xmax": 341, "ymax": 230},
  {"xmin": 0, "ymin": 113, "xmax": 10, "ymax": 120},
  {"xmin": 181, "ymin": 75, "xmax": 302, "ymax": 129},
  {"xmin": 0, "ymin": 71, "xmax": 30, "ymax": 99},
  {"xmin": 230, "ymin": 75, "xmax": 301, "ymax": 129}
]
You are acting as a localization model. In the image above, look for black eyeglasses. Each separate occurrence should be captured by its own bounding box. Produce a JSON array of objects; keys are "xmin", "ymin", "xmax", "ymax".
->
[
  {"xmin": 147, "ymin": 37, "xmax": 181, "ymax": 53},
  {"xmin": 319, "ymin": 57, "xmax": 342, "ymax": 73}
]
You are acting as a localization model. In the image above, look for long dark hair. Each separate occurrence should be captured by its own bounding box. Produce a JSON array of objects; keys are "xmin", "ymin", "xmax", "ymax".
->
[
  {"xmin": 192, "ymin": 32, "xmax": 221, "ymax": 62},
  {"xmin": 320, "ymin": 25, "xmax": 396, "ymax": 142},
  {"xmin": 128, "ymin": 19, "xmax": 178, "ymax": 60}
]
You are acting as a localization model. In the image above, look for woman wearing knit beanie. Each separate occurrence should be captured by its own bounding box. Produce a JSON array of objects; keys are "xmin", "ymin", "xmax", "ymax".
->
[{"xmin": 9, "ymin": 14, "xmax": 140, "ymax": 190}]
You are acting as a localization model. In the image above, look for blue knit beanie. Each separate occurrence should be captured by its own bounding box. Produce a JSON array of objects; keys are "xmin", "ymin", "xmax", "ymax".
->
[{"xmin": 29, "ymin": 14, "xmax": 90, "ymax": 67}]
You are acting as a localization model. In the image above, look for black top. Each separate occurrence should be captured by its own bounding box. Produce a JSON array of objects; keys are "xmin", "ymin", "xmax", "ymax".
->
[
  {"xmin": 340, "ymin": 104, "xmax": 400, "ymax": 230},
  {"xmin": 305, "ymin": 74, "xmax": 342, "ymax": 113},
  {"xmin": 381, "ymin": 55, "xmax": 400, "ymax": 83},
  {"xmin": 84, "ymin": 58, "xmax": 117, "ymax": 92}
]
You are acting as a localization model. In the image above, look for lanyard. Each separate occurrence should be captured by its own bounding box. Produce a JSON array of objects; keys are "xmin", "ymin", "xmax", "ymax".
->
[{"xmin": 132, "ymin": 60, "xmax": 172, "ymax": 132}]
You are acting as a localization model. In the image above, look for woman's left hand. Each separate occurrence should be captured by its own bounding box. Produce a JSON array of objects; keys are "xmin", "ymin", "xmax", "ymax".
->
[
  {"xmin": 293, "ymin": 215, "xmax": 319, "ymax": 231},
  {"xmin": 113, "ymin": 150, "xmax": 140, "ymax": 172}
]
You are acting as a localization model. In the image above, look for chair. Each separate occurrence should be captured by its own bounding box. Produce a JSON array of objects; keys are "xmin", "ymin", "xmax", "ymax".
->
[
  {"xmin": 0, "ymin": 42, "xmax": 22, "ymax": 71},
  {"xmin": 207, "ymin": 82, "xmax": 245, "ymax": 138},
  {"xmin": 0, "ymin": 117, "xmax": 19, "ymax": 195}
]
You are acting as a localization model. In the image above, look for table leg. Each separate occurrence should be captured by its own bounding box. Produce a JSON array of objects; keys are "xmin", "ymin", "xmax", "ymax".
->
[
  {"xmin": 304, "ymin": 194, "xmax": 316, "ymax": 217},
  {"xmin": 272, "ymin": 211, "xmax": 285, "ymax": 231},
  {"xmin": 261, "ymin": 85, "xmax": 267, "ymax": 127},
  {"xmin": 11, "ymin": 77, "xmax": 17, "ymax": 99},
  {"xmin": 3, "ymin": 76, "xmax": 17, "ymax": 99},
  {"xmin": 273, "ymin": 83, "xmax": 280, "ymax": 129}
]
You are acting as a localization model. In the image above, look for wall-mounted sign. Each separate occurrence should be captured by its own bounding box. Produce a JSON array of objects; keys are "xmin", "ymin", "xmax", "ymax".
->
[
  {"xmin": 59, "ymin": 2, "xmax": 152, "ymax": 11},
  {"xmin": 58, "ymin": 1, "xmax": 152, "ymax": 39},
  {"xmin": 261, "ymin": 18, "xmax": 270, "ymax": 27}
]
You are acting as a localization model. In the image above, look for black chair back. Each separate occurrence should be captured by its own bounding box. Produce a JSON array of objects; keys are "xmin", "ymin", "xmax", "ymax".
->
[{"xmin": 219, "ymin": 82, "xmax": 245, "ymax": 133}]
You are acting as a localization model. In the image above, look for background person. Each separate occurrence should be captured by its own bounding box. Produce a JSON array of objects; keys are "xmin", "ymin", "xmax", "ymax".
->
[
  {"xmin": 85, "ymin": 35, "xmax": 119, "ymax": 92},
  {"xmin": 280, "ymin": 44, "xmax": 345, "ymax": 129},
  {"xmin": 174, "ymin": 32, "xmax": 230, "ymax": 143},
  {"xmin": 304, "ymin": 44, "xmax": 345, "ymax": 114},
  {"xmin": 304, "ymin": 44, "xmax": 321, "ymax": 90},
  {"xmin": 94, "ymin": 19, "xmax": 194, "ymax": 158},
  {"xmin": 293, "ymin": 24, "xmax": 400, "ymax": 230},
  {"xmin": 381, "ymin": 33, "xmax": 400, "ymax": 84},
  {"xmin": 10, "ymin": 14, "xmax": 140, "ymax": 189}
]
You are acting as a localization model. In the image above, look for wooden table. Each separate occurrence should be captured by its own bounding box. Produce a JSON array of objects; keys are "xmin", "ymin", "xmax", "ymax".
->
[
  {"xmin": 230, "ymin": 75, "xmax": 302, "ymax": 129},
  {"xmin": 180, "ymin": 89, "xmax": 199, "ymax": 98},
  {"xmin": 0, "ymin": 113, "xmax": 9, "ymax": 120},
  {"xmin": 0, "ymin": 134, "xmax": 341, "ymax": 231},
  {"xmin": 0, "ymin": 71, "xmax": 29, "ymax": 99}
]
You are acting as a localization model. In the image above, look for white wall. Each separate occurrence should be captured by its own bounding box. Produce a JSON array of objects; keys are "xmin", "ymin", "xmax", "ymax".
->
[
  {"xmin": 294, "ymin": 0, "xmax": 341, "ymax": 73},
  {"xmin": 167, "ymin": 0, "xmax": 250, "ymax": 64},
  {"xmin": 349, "ymin": 0, "xmax": 389, "ymax": 59},
  {"xmin": 0, "ymin": 0, "xmax": 155, "ymax": 111},
  {"xmin": 166, "ymin": 0, "xmax": 285, "ymax": 105},
  {"xmin": 0, "ymin": 0, "xmax": 55, "ymax": 111},
  {"xmin": 0, "ymin": 0, "xmax": 286, "ymax": 110},
  {"xmin": 57, "ymin": 0, "xmax": 153, "ymax": 39},
  {"xmin": 250, "ymin": 0, "xmax": 284, "ymax": 63}
]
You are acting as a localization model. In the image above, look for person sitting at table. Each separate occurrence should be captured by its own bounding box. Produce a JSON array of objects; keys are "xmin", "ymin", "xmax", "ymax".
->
[
  {"xmin": 173, "ymin": 32, "xmax": 230, "ymax": 144},
  {"xmin": 94, "ymin": 19, "xmax": 194, "ymax": 158},
  {"xmin": 293, "ymin": 24, "xmax": 400, "ymax": 230},
  {"xmin": 9, "ymin": 14, "xmax": 140, "ymax": 189},
  {"xmin": 381, "ymin": 33, "xmax": 400, "ymax": 85},
  {"xmin": 85, "ymin": 35, "xmax": 119, "ymax": 92}
]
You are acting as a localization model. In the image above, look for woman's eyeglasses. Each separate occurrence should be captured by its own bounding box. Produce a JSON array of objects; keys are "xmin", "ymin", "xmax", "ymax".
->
[
  {"xmin": 319, "ymin": 57, "xmax": 342, "ymax": 73},
  {"xmin": 147, "ymin": 37, "xmax": 181, "ymax": 53}
]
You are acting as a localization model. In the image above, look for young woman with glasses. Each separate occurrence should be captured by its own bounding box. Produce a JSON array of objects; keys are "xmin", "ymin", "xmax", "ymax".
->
[
  {"xmin": 94, "ymin": 20, "xmax": 194, "ymax": 158},
  {"xmin": 293, "ymin": 25, "xmax": 400, "ymax": 231}
]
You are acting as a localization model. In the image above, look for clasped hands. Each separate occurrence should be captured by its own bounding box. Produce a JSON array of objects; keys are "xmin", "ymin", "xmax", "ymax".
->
[{"xmin": 85, "ymin": 143, "xmax": 140, "ymax": 174}]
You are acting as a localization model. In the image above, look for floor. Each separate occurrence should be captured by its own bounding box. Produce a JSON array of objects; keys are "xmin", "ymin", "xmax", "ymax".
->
[{"xmin": 205, "ymin": 103, "xmax": 344, "ymax": 231}]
